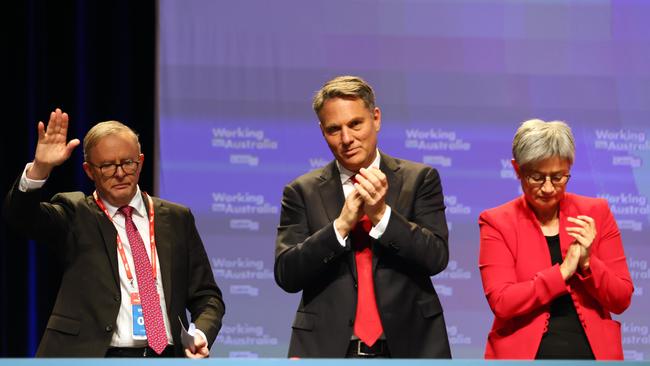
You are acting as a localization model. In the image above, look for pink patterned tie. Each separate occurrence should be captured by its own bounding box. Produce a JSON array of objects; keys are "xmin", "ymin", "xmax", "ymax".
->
[{"xmin": 119, "ymin": 206, "xmax": 168, "ymax": 354}]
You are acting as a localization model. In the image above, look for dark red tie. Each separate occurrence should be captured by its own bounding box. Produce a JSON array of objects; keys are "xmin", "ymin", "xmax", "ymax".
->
[
  {"xmin": 119, "ymin": 206, "xmax": 168, "ymax": 354},
  {"xmin": 349, "ymin": 177, "xmax": 383, "ymax": 346}
]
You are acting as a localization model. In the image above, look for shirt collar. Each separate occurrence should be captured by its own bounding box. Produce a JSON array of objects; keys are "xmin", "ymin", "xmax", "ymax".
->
[
  {"xmin": 336, "ymin": 149, "xmax": 381, "ymax": 185},
  {"xmin": 100, "ymin": 186, "xmax": 146, "ymax": 219}
]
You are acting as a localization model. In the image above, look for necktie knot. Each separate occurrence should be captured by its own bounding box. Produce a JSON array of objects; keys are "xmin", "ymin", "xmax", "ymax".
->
[{"xmin": 119, "ymin": 205, "xmax": 134, "ymax": 219}]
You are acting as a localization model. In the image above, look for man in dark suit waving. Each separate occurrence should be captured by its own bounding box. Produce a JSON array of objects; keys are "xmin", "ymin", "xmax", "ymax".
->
[
  {"xmin": 4, "ymin": 109, "xmax": 224, "ymax": 357},
  {"xmin": 274, "ymin": 76, "xmax": 451, "ymax": 358}
]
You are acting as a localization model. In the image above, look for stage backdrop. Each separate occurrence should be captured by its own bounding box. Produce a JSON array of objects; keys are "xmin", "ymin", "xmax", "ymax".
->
[{"xmin": 158, "ymin": 0, "xmax": 650, "ymax": 359}]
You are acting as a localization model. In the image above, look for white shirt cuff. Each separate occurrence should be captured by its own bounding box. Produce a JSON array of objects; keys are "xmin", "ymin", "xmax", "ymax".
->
[
  {"xmin": 18, "ymin": 162, "xmax": 47, "ymax": 192},
  {"xmin": 193, "ymin": 328, "xmax": 208, "ymax": 346},
  {"xmin": 333, "ymin": 220, "xmax": 347, "ymax": 247},
  {"xmin": 369, "ymin": 205, "xmax": 391, "ymax": 239},
  {"xmin": 332, "ymin": 206, "xmax": 392, "ymax": 247}
]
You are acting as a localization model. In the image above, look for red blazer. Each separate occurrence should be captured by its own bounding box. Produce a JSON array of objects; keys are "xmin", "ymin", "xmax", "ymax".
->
[{"xmin": 478, "ymin": 193, "xmax": 633, "ymax": 360}]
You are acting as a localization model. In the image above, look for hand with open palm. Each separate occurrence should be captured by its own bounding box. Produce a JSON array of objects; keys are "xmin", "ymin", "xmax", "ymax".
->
[{"xmin": 27, "ymin": 108, "xmax": 80, "ymax": 180}]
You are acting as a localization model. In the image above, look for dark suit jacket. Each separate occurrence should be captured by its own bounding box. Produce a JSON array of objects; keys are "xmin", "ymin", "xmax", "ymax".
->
[
  {"xmin": 479, "ymin": 193, "xmax": 633, "ymax": 359},
  {"xmin": 274, "ymin": 152, "xmax": 451, "ymax": 358},
  {"xmin": 3, "ymin": 179, "xmax": 225, "ymax": 357}
]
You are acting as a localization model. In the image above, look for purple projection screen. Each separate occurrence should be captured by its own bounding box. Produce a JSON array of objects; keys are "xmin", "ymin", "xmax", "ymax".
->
[{"xmin": 158, "ymin": 0, "xmax": 650, "ymax": 359}]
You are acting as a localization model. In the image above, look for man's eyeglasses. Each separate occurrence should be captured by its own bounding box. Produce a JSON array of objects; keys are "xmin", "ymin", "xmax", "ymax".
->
[
  {"xmin": 88, "ymin": 159, "xmax": 140, "ymax": 177},
  {"xmin": 525, "ymin": 173, "xmax": 571, "ymax": 188}
]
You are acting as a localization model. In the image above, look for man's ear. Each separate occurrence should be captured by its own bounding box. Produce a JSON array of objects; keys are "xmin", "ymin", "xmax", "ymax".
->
[
  {"xmin": 82, "ymin": 162, "xmax": 95, "ymax": 181},
  {"xmin": 373, "ymin": 107, "xmax": 381, "ymax": 132}
]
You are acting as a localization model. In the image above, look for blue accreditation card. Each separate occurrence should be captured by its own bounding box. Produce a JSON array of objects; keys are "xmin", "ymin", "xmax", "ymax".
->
[{"xmin": 130, "ymin": 292, "xmax": 147, "ymax": 339}]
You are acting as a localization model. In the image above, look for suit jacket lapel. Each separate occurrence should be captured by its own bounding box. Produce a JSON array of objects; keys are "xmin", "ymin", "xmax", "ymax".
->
[
  {"xmin": 317, "ymin": 161, "xmax": 357, "ymax": 281},
  {"xmin": 381, "ymin": 153, "xmax": 402, "ymax": 211},
  {"xmin": 373, "ymin": 153, "xmax": 402, "ymax": 273},
  {"xmin": 149, "ymin": 195, "xmax": 173, "ymax": 315},
  {"xmin": 318, "ymin": 161, "xmax": 345, "ymax": 223},
  {"xmin": 90, "ymin": 195, "xmax": 120, "ymax": 288}
]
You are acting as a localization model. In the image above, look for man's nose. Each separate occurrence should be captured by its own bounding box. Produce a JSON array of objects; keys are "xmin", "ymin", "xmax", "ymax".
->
[
  {"xmin": 341, "ymin": 127, "xmax": 353, "ymax": 145},
  {"xmin": 114, "ymin": 165, "xmax": 127, "ymax": 178}
]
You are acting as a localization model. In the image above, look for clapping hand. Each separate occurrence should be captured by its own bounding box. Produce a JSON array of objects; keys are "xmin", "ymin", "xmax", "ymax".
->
[
  {"xmin": 353, "ymin": 167, "xmax": 388, "ymax": 225},
  {"xmin": 335, "ymin": 187, "xmax": 365, "ymax": 238},
  {"xmin": 566, "ymin": 215, "xmax": 596, "ymax": 271},
  {"xmin": 560, "ymin": 244, "xmax": 581, "ymax": 280}
]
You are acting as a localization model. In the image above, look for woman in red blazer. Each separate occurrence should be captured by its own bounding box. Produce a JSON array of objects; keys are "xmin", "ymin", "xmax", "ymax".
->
[{"xmin": 479, "ymin": 119, "xmax": 633, "ymax": 360}]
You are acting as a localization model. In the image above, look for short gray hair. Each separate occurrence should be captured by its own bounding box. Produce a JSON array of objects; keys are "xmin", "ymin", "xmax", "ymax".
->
[
  {"xmin": 312, "ymin": 75, "xmax": 376, "ymax": 118},
  {"xmin": 83, "ymin": 121, "xmax": 141, "ymax": 162},
  {"xmin": 512, "ymin": 119, "xmax": 575, "ymax": 167}
]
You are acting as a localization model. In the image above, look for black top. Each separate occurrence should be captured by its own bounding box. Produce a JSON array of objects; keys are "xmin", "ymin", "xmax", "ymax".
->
[{"xmin": 535, "ymin": 235, "xmax": 595, "ymax": 359}]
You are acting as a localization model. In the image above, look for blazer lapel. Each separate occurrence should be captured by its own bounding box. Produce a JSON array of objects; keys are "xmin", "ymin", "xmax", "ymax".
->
[
  {"xmin": 558, "ymin": 193, "xmax": 575, "ymax": 258},
  {"xmin": 318, "ymin": 161, "xmax": 345, "ymax": 223},
  {"xmin": 518, "ymin": 196, "xmax": 552, "ymax": 269},
  {"xmin": 149, "ymin": 195, "xmax": 173, "ymax": 315},
  {"xmin": 318, "ymin": 161, "xmax": 357, "ymax": 281},
  {"xmin": 373, "ymin": 153, "xmax": 402, "ymax": 273},
  {"xmin": 90, "ymin": 196, "xmax": 120, "ymax": 288},
  {"xmin": 381, "ymin": 153, "xmax": 403, "ymax": 213}
]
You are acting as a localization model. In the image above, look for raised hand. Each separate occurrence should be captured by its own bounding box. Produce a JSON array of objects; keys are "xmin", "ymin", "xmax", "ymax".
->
[
  {"xmin": 27, "ymin": 108, "xmax": 81, "ymax": 179},
  {"xmin": 353, "ymin": 167, "xmax": 388, "ymax": 225},
  {"xmin": 566, "ymin": 215, "xmax": 597, "ymax": 271}
]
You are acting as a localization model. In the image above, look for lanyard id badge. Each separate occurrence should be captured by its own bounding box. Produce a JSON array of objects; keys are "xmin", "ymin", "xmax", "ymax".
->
[
  {"xmin": 94, "ymin": 192, "xmax": 159, "ymax": 341},
  {"xmin": 130, "ymin": 292, "xmax": 147, "ymax": 339}
]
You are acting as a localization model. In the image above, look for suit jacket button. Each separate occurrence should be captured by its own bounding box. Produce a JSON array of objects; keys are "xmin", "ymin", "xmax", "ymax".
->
[
  {"xmin": 114, "ymin": 295, "xmax": 120, "ymax": 302},
  {"xmin": 105, "ymin": 325, "xmax": 113, "ymax": 332},
  {"xmin": 349, "ymin": 319, "xmax": 354, "ymax": 326}
]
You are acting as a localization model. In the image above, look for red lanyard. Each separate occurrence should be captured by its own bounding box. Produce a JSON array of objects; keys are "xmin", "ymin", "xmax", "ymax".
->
[{"xmin": 94, "ymin": 191, "xmax": 157, "ymax": 282}]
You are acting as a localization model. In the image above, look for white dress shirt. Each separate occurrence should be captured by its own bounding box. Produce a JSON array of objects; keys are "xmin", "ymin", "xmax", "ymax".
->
[{"xmin": 333, "ymin": 150, "xmax": 392, "ymax": 246}]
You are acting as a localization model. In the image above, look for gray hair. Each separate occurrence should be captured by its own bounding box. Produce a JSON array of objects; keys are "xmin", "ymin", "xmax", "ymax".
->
[
  {"xmin": 83, "ymin": 121, "xmax": 141, "ymax": 162},
  {"xmin": 512, "ymin": 119, "xmax": 575, "ymax": 167},
  {"xmin": 312, "ymin": 75, "xmax": 376, "ymax": 118}
]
